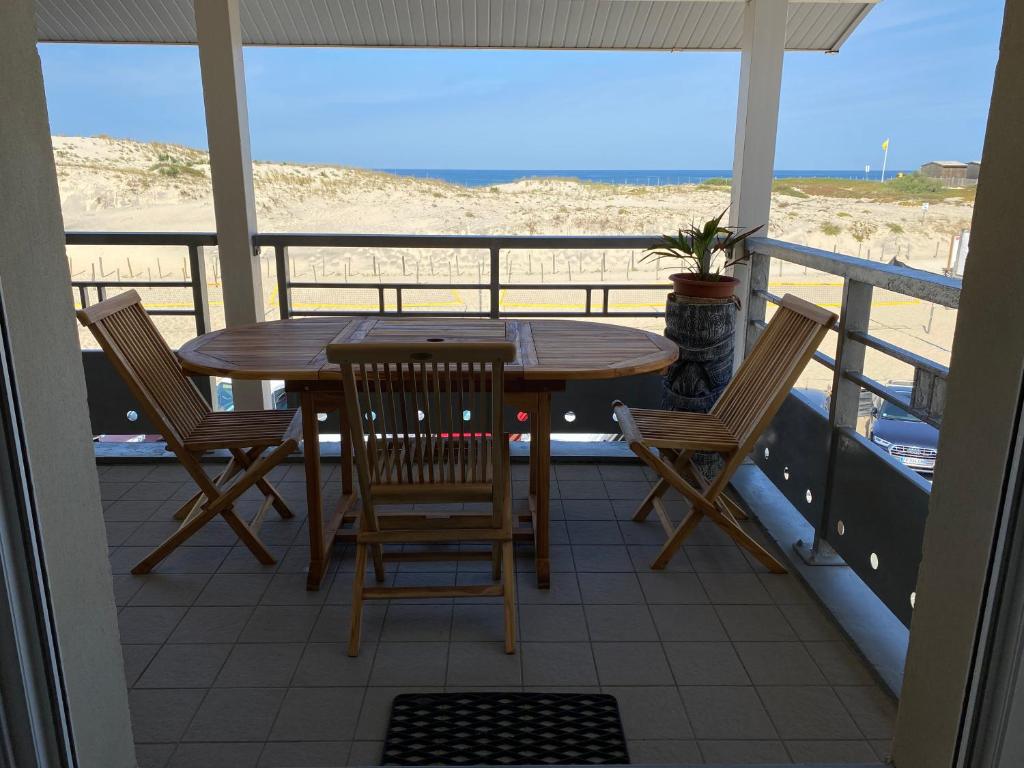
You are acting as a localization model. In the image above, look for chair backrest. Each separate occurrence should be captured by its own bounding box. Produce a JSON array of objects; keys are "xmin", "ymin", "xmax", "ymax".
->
[
  {"xmin": 76, "ymin": 290, "xmax": 210, "ymax": 449},
  {"xmin": 326, "ymin": 341, "xmax": 516, "ymax": 509},
  {"xmin": 711, "ymin": 293, "xmax": 837, "ymax": 470}
]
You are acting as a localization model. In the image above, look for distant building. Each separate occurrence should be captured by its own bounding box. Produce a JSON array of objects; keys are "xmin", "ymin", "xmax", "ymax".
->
[
  {"xmin": 967, "ymin": 161, "xmax": 981, "ymax": 180},
  {"xmin": 921, "ymin": 160, "xmax": 969, "ymax": 184}
]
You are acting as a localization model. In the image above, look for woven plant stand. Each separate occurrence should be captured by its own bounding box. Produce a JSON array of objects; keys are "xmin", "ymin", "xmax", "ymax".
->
[{"xmin": 660, "ymin": 292, "xmax": 737, "ymax": 479}]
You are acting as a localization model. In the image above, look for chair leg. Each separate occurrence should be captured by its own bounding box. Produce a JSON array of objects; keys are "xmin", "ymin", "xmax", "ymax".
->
[
  {"xmin": 131, "ymin": 505, "xmax": 222, "ymax": 574},
  {"xmin": 220, "ymin": 508, "xmax": 276, "ymax": 565},
  {"xmin": 708, "ymin": 514, "xmax": 787, "ymax": 574},
  {"xmin": 233, "ymin": 448, "xmax": 294, "ymax": 519},
  {"xmin": 491, "ymin": 542, "xmax": 502, "ymax": 580},
  {"xmin": 651, "ymin": 508, "xmax": 704, "ymax": 570},
  {"xmin": 371, "ymin": 545, "xmax": 386, "ymax": 583},
  {"xmin": 633, "ymin": 478, "xmax": 670, "ymax": 522},
  {"xmin": 502, "ymin": 539, "xmax": 516, "ymax": 654},
  {"xmin": 349, "ymin": 543, "xmax": 367, "ymax": 656}
]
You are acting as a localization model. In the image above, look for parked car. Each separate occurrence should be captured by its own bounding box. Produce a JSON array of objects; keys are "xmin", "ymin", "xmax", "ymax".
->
[
  {"xmin": 866, "ymin": 384, "xmax": 939, "ymax": 475},
  {"xmin": 216, "ymin": 379, "xmax": 290, "ymax": 411}
]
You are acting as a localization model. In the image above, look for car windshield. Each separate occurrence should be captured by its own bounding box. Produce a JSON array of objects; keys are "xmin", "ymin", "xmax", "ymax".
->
[{"xmin": 879, "ymin": 399, "xmax": 919, "ymax": 422}]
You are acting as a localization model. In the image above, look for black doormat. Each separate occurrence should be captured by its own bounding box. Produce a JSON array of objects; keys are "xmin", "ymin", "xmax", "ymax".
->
[{"xmin": 383, "ymin": 692, "xmax": 630, "ymax": 766}]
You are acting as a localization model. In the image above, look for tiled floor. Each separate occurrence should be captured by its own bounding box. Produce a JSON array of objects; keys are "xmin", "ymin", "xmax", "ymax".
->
[{"xmin": 100, "ymin": 460, "xmax": 895, "ymax": 767}]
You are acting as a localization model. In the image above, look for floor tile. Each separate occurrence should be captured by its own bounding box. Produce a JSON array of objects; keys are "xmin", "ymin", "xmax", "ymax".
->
[
  {"xmin": 168, "ymin": 607, "xmax": 253, "ymax": 644},
  {"xmin": 626, "ymin": 740, "xmax": 702, "ymax": 764},
  {"xmin": 584, "ymin": 604, "xmax": 659, "ymax": 642},
  {"xmin": 698, "ymin": 739, "xmax": 790, "ymax": 764},
  {"xmin": 758, "ymin": 573, "xmax": 815, "ymax": 604},
  {"xmin": 521, "ymin": 642, "xmax": 598, "ymax": 686},
  {"xmin": 610, "ymin": 686, "xmax": 692, "ymax": 740},
  {"xmin": 195, "ymin": 574, "xmax": 273, "ymax": 606},
  {"xmin": 558, "ymin": 481, "xmax": 608, "ymax": 500},
  {"xmin": 215, "ymin": 643, "xmax": 305, "ymax": 687},
  {"xmin": 347, "ymin": 740, "xmax": 384, "ymax": 766},
  {"xmin": 627, "ymin": 545, "xmax": 694, "ymax": 572},
  {"xmin": 715, "ymin": 604, "xmax": 798, "ymax": 641},
  {"xmin": 381, "ymin": 605, "xmax": 453, "ymax": 642},
  {"xmin": 269, "ymin": 687, "xmax": 365, "ymax": 741},
  {"xmin": 735, "ymin": 641, "xmax": 827, "ymax": 685},
  {"xmin": 451, "ymin": 605, "xmax": 509, "ymax": 642},
  {"xmin": 292, "ymin": 643, "xmax": 376, "ymax": 686},
  {"xmin": 129, "ymin": 575, "xmax": 210, "ymax": 607},
  {"xmin": 519, "ymin": 604, "xmax": 588, "ymax": 641},
  {"xmin": 806, "ymin": 642, "xmax": 877, "ymax": 686},
  {"xmin": 567, "ymin": 521, "xmax": 624, "ymax": 545},
  {"xmin": 562, "ymin": 499, "xmax": 615, "ymax": 520},
  {"xmin": 785, "ymin": 739, "xmax": 879, "ymax": 763},
  {"xmin": 168, "ymin": 742, "xmax": 264, "ymax": 768},
  {"xmin": 128, "ymin": 688, "xmax": 206, "ymax": 743},
  {"xmin": 759, "ymin": 685, "xmax": 863, "ymax": 739},
  {"xmin": 593, "ymin": 642, "xmax": 673, "ymax": 686},
  {"xmin": 516, "ymin": 572, "xmax": 581, "ymax": 604},
  {"xmin": 638, "ymin": 572, "xmax": 709, "ymax": 604},
  {"xmin": 604, "ymin": 482, "xmax": 654, "ymax": 501},
  {"xmin": 446, "ymin": 642, "xmax": 522, "ymax": 686},
  {"xmin": 370, "ymin": 642, "xmax": 448, "ymax": 685},
  {"xmin": 183, "ymin": 687, "xmax": 286, "ymax": 742},
  {"xmin": 578, "ymin": 572, "xmax": 645, "ymax": 604},
  {"xmin": 239, "ymin": 606, "xmax": 321, "ymax": 643},
  {"xmin": 260, "ymin": 572, "xmax": 330, "ymax": 605},
  {"xmin": 685, "ymin": 545, "xmax": 753, "ymax": 573},
  {"xmin": 257, "ymin": 741, "xmax": 351, "ymax": 767},
  {"xmin": 122, "ymin": 644, "xmax": 160, "ymax": 687},
  {"xmin": 698, "ymin": 573, "xmax": 774, "ymax": 604},
  {"xmin": 779, "ymin": 602, "xmax": 843, "ymax": 641},
  {"xmin": 118, "ymin": 606, "xmax": 187, "ymax": 644},
  {"xmin": 571, "ymin": 545, "xmax": 634, "ymax": 572},
  {"xmin": 679, "ymin": 686, "xmax": 777, "ymax": 740},
  {"xmin": 650, "ymin": 604, "xmax": 728, "ymax": 642},
  {"xmin": 834, "ymin": 685, "xmax": 897, "ymax": 739},
  {"xmin": 664, "ymin": 642, "xmax": 750, "ymax": 685},
  {"xmin": 135, "ymin": 743, "xmax": 176, "ymax": 768},
  {"xmin": 135, "ymin": 643, "xmax": 232, "ymax": 688}
]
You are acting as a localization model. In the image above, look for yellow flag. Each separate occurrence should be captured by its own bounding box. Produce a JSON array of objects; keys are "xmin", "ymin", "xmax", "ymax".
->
[{"xmin": 882, "ymin": 138, "xmax": 890, "ymax": 152}]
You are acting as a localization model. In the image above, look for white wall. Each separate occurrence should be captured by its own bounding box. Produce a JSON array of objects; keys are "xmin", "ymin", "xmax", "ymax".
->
[
  {"xmin": 0, "ymin": 0, "xmax": 135, "ymax": 764},
  {"xmin": 894, "ymin": 1, "xmax": 1019, "ymax": 765}
]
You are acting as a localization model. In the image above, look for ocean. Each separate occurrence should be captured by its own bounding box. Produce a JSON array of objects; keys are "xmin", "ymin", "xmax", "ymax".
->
[{"xmin": 376, "ymin": 168, "xmax": 907, "ymax": 187}]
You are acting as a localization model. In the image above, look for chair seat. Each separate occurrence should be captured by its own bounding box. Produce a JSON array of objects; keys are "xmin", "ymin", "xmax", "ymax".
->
[
  {"xmin": 619, "ymin": 407, "xmax": 739, "ymax": 452},
  {"xmin": 184, "ymin": 409, "xmax": 300, "ymax": 451}
]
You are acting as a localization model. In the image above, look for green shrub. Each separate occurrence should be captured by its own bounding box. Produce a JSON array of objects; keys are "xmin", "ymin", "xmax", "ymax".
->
[
  {"xmin": 887, "ymin": 222, "xmax": 905, "ymax": 234},
  {"xmin": 820, "ymin": 221, "xmax": 842, "ymax": 237}
]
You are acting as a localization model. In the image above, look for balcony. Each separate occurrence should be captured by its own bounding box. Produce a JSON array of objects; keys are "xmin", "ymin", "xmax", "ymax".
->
[
  {"xmin": 104, "ymin": 458, "xmax": 896, "ymax": 767},
  {"xmin": 76, "ymin": 230, "xmax": 952, "ymax": 765}
]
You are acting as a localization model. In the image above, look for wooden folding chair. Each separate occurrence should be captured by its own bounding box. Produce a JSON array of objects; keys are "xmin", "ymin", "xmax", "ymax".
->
[
  {"xmin": 614, "ymin": 294, "xmax": 837, "ymax": 573},
  {"xmin": 77, "ymin": 290, "xmax": 301, "ymax": 574},
  {"xmin": 326, "ymin": 340, "xmax": 517, "ymax": 656}
]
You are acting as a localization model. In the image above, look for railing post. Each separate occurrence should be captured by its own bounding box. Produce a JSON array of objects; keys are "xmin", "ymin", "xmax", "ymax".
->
[
  {"xmin": 489, "ymin": 247, "xmax": 500, "ymax": 319},
  {"xmin": 743, "ymin": 247, "xmax": 769, "ymax": 358},
  {"xmin": 274, "ymin": 244, "xmax": 290, "ymax": 320},
  {"xmin": 188, "ymin": 244, "xmax": 210, "ymax": 336},
  {"xmin": 796, "ymin": 277, "xmax": 872, "ymax": 565}
]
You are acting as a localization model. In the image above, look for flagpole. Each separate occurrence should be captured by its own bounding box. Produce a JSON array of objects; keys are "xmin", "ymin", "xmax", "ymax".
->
[{"xmin": 881, "ymin": 140, "xmax": 890, "ymax": 183}]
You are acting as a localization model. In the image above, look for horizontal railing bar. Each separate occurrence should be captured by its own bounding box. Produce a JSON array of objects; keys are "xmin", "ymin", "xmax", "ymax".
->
[
  {"xmin": 66, "ymin": 232, "xmax": 218, "ymax": 247},
  {"xmin": 748, "ymin": 237, "xmax": 961, "ymax": 308},
  {"xmin": 254, "ymin": 233, "xmax": 659, "ymax": 250},
  {"xmin": 847, "ymin": 370, "xmax": 921, "ymax": 415},
  {"xmin": 847, "ymin": 330, "xmax": 950, "ymax": 379},
  {"xmin": 287, "ymin": 281, "xmax": 667, "ymax": 291},
  {"xmin": 71, "ymin": 280, "xmax": 194, "ymax": 289},
  {"xmin": 139, "ymin": 309, "xmax": 197, "ymax": 317},
  {"xmin": 290, "ymin": 309, "xmax": 491, "ymax": 318},
  {"xmin": 754, "ymin": 288, "xmax": 784, "ymax": 305}
]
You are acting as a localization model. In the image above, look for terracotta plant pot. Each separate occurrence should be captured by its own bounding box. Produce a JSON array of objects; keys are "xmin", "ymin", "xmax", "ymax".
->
[{"xmin": 669, "ymin": 273, "xmax": 740, "ymax": 299}]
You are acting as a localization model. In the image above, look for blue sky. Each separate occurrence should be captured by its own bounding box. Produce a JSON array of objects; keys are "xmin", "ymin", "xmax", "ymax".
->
[{"xmin": 39, "ymin": 0, "xmax": 1004, "ymax": 170}]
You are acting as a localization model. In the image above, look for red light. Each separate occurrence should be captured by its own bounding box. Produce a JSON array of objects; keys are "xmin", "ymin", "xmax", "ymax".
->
[{"xmin": 516, "ymin": 411, "xmax": 529, "ymax": 422}]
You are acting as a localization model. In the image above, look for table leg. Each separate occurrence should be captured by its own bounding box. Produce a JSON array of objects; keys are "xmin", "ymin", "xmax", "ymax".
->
[
  {"xmin": 340, "ymin": 403, "xmax": 353, "ymax": 495},
  {"xmin": 301, "ymin": 390, "xmax": 327, "ymax": 591},
  {"xmin": 531, "ymin": 392, "xmax": 551, "ymax": 588}
]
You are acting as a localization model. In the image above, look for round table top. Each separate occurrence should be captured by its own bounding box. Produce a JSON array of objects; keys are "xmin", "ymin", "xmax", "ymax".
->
[{"xmin": 178, "ymin": 316, "xmax": 677, "ymax": 382}]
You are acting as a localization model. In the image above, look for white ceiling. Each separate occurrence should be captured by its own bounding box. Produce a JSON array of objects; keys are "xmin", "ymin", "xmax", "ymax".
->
[{"xmin": 34, "ymin": 0, "xmax": 877, "ymax": 51}]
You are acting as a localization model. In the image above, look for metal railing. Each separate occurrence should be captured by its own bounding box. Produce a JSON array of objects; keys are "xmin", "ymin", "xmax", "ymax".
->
[
  {"xmin": 67, "ymin": 232, "xmax": 215, "ymax": 336},
  {"xmin": 743, "ymin": 236, "xmax": 961, "ymax": 627},
  {"xmin": 253, "ymin": 233, "xmax": 665, "ymax": 319}
]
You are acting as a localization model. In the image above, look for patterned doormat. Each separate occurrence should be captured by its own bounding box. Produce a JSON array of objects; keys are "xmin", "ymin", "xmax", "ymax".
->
[{"xmin": 382, "ymin": 692, "xmax": 630, "ymax": 765}]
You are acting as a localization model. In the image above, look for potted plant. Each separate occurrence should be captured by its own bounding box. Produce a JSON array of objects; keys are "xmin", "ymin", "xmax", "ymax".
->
[{"xmin": 642, "ymin": 209, "xmax": 763, "ymax": 299}]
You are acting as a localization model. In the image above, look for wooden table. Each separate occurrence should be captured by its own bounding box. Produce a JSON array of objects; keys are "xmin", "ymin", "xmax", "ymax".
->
[{"xmin": 179, "ymin": 317, "xmax": 677, "ymax": 590}]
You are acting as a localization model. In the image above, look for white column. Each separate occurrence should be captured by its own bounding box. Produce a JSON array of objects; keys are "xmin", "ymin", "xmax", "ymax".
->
[
  {"xmin": 729, "ymin": 0, "xmax": 787, "ymax": 369},
  {"xmin": 1, "ymin": 0, "xmax": 134, "ymax": 764},
  {"xmin": 895, "ymin": 1, "xmax": 1024, "ymax": 764},
  {"xmin": 195, "ymin": 0, "xmax": 269, "ymax": 409}
]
